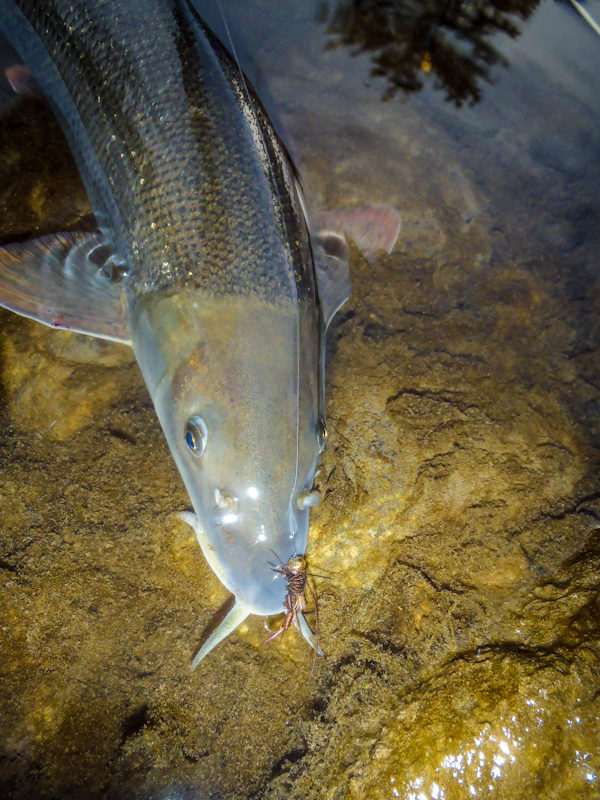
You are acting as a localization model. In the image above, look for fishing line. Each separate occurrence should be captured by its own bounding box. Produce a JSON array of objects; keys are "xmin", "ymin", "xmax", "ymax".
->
[
  {"xmin": 214, "ymin": 0, "xmax": 253, "ymax": 105},
  {"xmin": 214, "ymin": 0, "xmax": 303, "ymax": 552},
  {"xmin": 568, "ymin": 0, "xmax": 600, "ymax": 36}
]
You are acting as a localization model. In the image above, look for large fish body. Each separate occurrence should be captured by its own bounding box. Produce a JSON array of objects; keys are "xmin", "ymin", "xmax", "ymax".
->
[{"xmin": 0, "ymin": 0, "xmax": 330, "ymax": 662}]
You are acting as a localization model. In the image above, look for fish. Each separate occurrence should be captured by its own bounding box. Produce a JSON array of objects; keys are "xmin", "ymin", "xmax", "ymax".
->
[{"xmin": 0, "ymin": 0, "xmax": 400, "ymax": 667}]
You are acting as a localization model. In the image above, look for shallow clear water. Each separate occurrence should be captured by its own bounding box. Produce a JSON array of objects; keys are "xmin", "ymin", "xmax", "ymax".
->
[{"xmin": 1, "ymin": 2, "xmax": 600, "ymax": 798}]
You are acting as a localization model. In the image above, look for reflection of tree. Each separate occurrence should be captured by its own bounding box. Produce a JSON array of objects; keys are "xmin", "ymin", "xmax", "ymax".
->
[{"xmin": 317, "ymin": 0, "xmax": 540, "ymax": 106}]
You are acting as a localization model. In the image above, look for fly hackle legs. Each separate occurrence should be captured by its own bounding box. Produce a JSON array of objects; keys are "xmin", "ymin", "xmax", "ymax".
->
[{"xmin": 264, "ymin": 551, "xmax": 321, "ymax": 676}]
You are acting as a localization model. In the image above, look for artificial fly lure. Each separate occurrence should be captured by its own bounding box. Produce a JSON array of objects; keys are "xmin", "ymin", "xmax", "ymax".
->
[
  {"xmin": 0, "ymin": 0, "xmax": 400, "ymax": 669},
  {"xmin": 264, "ymin": 551, "xmax": 322, "ymax": 677}
]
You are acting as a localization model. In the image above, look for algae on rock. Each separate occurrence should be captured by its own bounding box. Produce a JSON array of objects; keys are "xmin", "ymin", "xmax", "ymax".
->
[{"xmin": 1, "ymin": 2, "xmax": 600, "ymax": 798}]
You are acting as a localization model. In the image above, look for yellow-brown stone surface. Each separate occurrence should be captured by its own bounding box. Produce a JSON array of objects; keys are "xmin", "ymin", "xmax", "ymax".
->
[{"xmin": 1, "ymin": 2, "xmax": 599, "ymax": 799}]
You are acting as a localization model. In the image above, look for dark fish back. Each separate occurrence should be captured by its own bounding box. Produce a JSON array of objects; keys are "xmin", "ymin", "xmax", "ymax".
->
[{"xmin": 0, "ymin": 0, "xmax": 315, "ymax": 303}]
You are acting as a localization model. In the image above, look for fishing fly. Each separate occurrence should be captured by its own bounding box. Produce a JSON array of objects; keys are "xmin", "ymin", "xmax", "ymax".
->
[{"xmin": 264, "ymin": 550, "xmax": 322, "ymax": 676}]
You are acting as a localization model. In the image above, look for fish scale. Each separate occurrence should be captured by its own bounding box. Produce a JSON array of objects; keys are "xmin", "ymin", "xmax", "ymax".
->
[
  {"xmin": 0, "ymin": 0, "xmax": 399, "ymax": 666},
  {"xmin": 3, "ymin": 0, "xmax": 307, "ymax": 300}
]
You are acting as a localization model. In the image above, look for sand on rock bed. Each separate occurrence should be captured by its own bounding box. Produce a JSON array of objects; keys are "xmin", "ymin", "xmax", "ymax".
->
[{"xmin": 1, "ymin": 1, "xmax": 600, "ymax": 798}]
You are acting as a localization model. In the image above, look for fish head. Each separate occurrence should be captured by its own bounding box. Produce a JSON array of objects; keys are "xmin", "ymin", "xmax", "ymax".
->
[{"xmin": 132, "ymin": 287, "xmax": 322, "ymax": 616}]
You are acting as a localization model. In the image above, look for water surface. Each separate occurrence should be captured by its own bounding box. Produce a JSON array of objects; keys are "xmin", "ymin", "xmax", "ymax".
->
[{"xmin": 1, "ymin": 1, "xmax": 599, "ymax": 798}]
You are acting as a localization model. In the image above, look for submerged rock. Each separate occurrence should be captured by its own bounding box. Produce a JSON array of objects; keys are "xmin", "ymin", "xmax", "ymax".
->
[
  {"xmin": 1, "ymin": 2, "xmax": 600, "ymax": 798},
  {"xmin": 327, "ymin": 651, "xmax": 600, "ymax": 799}
]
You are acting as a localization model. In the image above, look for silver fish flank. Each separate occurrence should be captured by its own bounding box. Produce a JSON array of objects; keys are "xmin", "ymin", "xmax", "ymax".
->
[{"xmin": 0, "ymin": 0, "xmax": 399, "ymax": 666}]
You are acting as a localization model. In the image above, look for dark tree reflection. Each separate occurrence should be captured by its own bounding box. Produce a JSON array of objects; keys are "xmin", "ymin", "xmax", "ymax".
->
[{"xmin": 317, "ymin": 0, "xmax": 540, "ymax": 106}]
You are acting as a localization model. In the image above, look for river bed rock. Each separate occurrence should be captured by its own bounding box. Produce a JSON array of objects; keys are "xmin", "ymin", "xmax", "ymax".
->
[{"xmin": 0, "ymin": 1, "xmax": 599, "ymax": 798}]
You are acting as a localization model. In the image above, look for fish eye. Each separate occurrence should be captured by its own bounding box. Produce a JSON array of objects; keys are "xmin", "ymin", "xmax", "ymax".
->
[{"xmin": 185, "ymin": 415, "xmax": 207, "ymax": 458}]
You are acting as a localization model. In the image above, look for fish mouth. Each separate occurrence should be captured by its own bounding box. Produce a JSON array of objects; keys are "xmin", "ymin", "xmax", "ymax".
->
[{"xmin": 234, "ymin": 576, "xmax": 286, "ymax": 617}]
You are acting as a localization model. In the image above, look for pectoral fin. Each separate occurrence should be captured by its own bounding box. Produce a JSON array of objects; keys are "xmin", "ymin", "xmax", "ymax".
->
[
  {"xmin": 313, "ymin": 204, "xmax": 401, "ymax": 329},
  {"xmin": 0, "ymin": 232, "xmax": 131, "ymax": 343},
  {"xmin": 313, "ymin": 230, "xmax": 351, "ymax": 330},
  {"xmin": 5, "ymin": 64, "xmax": 42, "ymax": 97},
  {"xmin": 191, "ymin": 601, "xmax": 250, "ymax": 669},
  {"xmin": 316, "ymin": 204, "xmax": 401, "ymax": 262}
]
